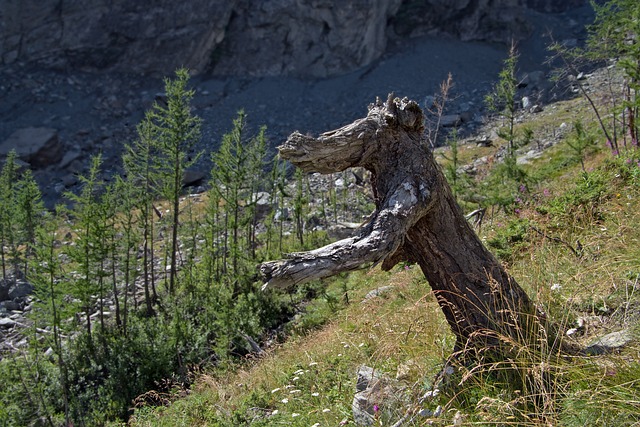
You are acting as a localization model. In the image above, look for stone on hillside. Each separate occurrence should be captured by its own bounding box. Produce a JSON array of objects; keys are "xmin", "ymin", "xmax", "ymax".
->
[
  {"xmin": 352, "ymin": 365, "xmax": 405, "ymax": 426},
  {"xmin": 58, "ymin": 146, "xmax": 83, "ymax": 169},
  {"xmin": 517, "ymin": 149, "xmax": 543, "ymax": 165},
  {"xmin": 182, "ymin": 169, "xmax": 206, "ymax": 187},
  {"xmin": 2, "ymin": 300, "xmax": 22, "ymax": 311},
  {"xmin": 353, "ymin": 366, "xmax": 384, "ymax": 425},
  {"xmin": 356, "ymin": 365, "xmax": 383, "ymax": 393},
  {"xmin": 362, "ymin": 286, "xmax": 394, "ymax": 302},
  {"xmin": 440, "ymin": 114, "xmax": 462, "ymax": 128},
  {"xmin": 0, "ymin": 280, "xmax": 9, "ymax": 301},
  {"xmin": 8, "ymin": 282, "xmax": 34, "ymax": 300},
  {"xmin": 585, "ymin": 329, "xmax": 633, "ymax": 355},
  {"xmin": 0, "ymin": 127, "xmax": 62, "ymax": 168},
  {"xmin": 522, "ymin": 96, "xmax": 532, "ymax": 110},
  {"xmin": 0, "ymin": 317, "xmax": 15, "ymax": 328}
]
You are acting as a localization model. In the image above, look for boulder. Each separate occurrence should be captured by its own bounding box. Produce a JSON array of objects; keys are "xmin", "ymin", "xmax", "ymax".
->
[
  {"xmin": 0, "ymin": 317, "xmax": 15, "ymax": 328},
  {"xmin": 352, "ymin": 365, "xmax": 405, "ymax": 426},
  {"xmin": 1, "ymin": 300, "xmax": 22, "ymax": 311},
  {"xmin": 440, "ymin": 114, "xmax": 462, "ymax": 128},
  {"xmin": 0, "ymin": 280, "xmax": 9, "ymax": 301},
  {"xmin": 0, "ymin": 127, "xmax": 62, "ymax": 168},
  {"xmin": 8, "ymin": 282, "xmax": 34, "ymax": 300},
  {"xmin": 362, "ymin": 285, "xmax": 394, "ymax": 302},
  {"xmin": 182, "ymin": 169, "xmax": 207, "ymax": 187},
  {"xmin": 585, "ymin": 329, "xmax": 634, "ymax": 355}
]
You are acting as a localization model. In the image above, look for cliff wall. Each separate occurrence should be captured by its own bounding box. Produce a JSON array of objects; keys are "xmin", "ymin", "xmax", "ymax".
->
[{"xmin": 0, "ymin": 0, "xmax": 585, "ymax": 77}]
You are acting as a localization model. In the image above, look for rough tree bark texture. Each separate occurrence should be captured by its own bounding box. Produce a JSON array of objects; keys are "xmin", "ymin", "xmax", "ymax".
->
[{"xmin": 260, "ymin": 95, "xmax": 556, "ymax": 356}]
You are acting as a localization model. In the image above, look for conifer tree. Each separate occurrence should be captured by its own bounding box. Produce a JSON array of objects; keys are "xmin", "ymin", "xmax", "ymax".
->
[
  {"xmin": 15, "ymin": 168, "xmax": 44, "ymax": 279},
  {"xmin": 484, "ymin": 42, "xmax": 528, "ymax": 208},
  {"xmin": 486, "ymin": 42, "xmax": 519, "ymax": 165},
  {"xmin": 64, "ymin": 155, "xmax": 105, "ymax": 343},
  {"xmin": 29, "ymin": 209, "xmax": 71, "ymax": 425},
  {"xmin": 210, "ymin": 110, "xmax": 253, "ymax": 281},
  {"xmin": 148, "ymin": 68, "xmax": 202, "ymax": 295},
  {"xmin": 0, "ymin": 150, "xmax": 19, "ymax": 282},
  {"xmin": 589, "ymin": 0, "xmax": 640, "ymax": 147},
  {"xmin": 293, "ymin": 168, "xmax": 307, "ymax": 246},
  {"xmin": 111, "ymin": 175, "xmax": 141, "ymax": 333},
  {"xmin": 123, "ymin": 117, "xmax": 160, "ymax": 315}
]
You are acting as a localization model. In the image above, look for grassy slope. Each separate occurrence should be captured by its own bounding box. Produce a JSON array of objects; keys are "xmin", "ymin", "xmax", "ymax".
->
[{"xmin": 128, "ymin": 93, "xmax": 640, "ymax": 426}]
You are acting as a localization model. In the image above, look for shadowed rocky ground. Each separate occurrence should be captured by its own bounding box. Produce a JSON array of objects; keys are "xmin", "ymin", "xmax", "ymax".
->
[{"xmin": 0, "ymin": 4, "xmax": 594, "ymax": 207}]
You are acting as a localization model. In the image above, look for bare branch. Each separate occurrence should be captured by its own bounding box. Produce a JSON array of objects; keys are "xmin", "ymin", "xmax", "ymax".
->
[{"xmin": 260, "ymin": 180, "xmax": 430, "ymax": 289}]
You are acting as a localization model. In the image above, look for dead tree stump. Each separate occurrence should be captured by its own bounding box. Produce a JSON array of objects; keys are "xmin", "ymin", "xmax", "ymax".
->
[{"xmin": 260, "ymin": 94, "xmax": 567, "ymax": 359}]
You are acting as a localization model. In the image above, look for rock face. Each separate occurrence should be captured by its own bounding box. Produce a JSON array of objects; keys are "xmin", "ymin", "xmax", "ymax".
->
[
  {"xmin": 212, "ymin": 0, "xmax": 403, "ymax": 78},
  {"xmin": 0, "ymin": 0, "xmax": 587, "ymax": 78},
  {"xmin": 0, "ymin": 0, "xmax": 236, "ymax": 74}
]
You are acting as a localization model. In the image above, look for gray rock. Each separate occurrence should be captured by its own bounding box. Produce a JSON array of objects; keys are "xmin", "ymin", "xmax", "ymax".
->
[
  {"xmin": 0, "ymin": 280, "xmax": 9, "ymax": 301},
  {"xmin": 213, "ymin": 0, "xmax": 403, "ymax": 78},
  {"xmin": 0, "ymin": 1, "xmax": 586, "ymax": 78},
  {"xmin": 274, "ymin": 207, "xmax": 289, "ymax": 221},
  {"xmin": 2, "ymin": 300, "xmax": 22, "ymax": 312},
  {"xmin": 8, "ymin": 282, "xmax": 34, "ymax": 300},
  {"xmin": 0, "ymin": 317, "xmax": 15, "ymax": 328},
  {"xmin": 58, "ymin": 147, "xmax": 83, "ymax": 169},
  {"xmin": 356, "ymin": 365, "xmax": 383, "ymax": 393},
  {"xmin": 585, "ymin": 329, "xmax": 634, "ymax": 355},
  {"xmin": 352, "ymin": 365, "xmax": 405, "ymax": 426},
  {"xmin": 352, "ymin": 393, "xmax": 376, "ymax": 426},
  {"xmin": 0, "ymin": 1, "xmax": 236, "ymax": 75},
  {"xmin": 353, "ymin": 365, "xmax": 384, "ymax": 426},
  {"xmin": 522, "ymin": 96, "xmax": 532, "ymax": 110},
  {"xmin": 440, "ymin": 114, "xmax": 462, "ymax": 128},
  {"xmin": 362, "ymin": 286, "xmax": 394, "ymax": 302},
  {"xmin": 0, "ymin": 127, "xmax": 62, "ymax": 168},
  {"xmin": 517, "ymin": 150, "xmax": 543, "ymax": 165},
  {"xmin": 182, "ymin": 169, "xmax": 207, "ymax": 187}
]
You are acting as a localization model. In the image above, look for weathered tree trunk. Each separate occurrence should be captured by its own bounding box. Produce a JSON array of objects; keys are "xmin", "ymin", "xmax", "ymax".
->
[{"xmin": 260, "ymin": 95, "xmax": 571, "ymax": 359}]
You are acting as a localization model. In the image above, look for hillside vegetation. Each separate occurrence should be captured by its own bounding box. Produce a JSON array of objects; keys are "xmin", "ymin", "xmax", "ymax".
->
[
  {"xmin": 127, "ymin": 75, "xmax": 640, "ymax": 427},
  {"xmin": 0, "ymin": 1, "xmax": 639, "ymax": 426}
]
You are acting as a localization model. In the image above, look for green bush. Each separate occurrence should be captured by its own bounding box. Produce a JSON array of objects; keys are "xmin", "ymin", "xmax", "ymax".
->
[{"xmin": 486, "ymin": 218, "xmax": 531, "ymax": 262}]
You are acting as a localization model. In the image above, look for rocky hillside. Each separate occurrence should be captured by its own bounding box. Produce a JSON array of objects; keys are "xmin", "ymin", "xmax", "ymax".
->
[
  {"xmin": 2, "ymin": 0, "xmax": 585, "ymax": 78},
  {"xmin": 0, "ymin": 1, "xmax": 593, "ymax": 210}
]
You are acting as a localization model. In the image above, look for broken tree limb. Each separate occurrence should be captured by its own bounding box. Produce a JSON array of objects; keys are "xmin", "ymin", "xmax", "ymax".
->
[
  {"xmin": 260, "ymin": 94, "xmax": 575, "ymax": 356},
  {"xmin": 260, "ymin": 179, "xmax": 431, "ymax": 289}
]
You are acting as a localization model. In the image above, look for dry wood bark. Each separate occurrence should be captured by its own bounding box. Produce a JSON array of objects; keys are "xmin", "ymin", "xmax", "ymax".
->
[{"xmin": 260, "ymin": 94, "xmax": 568, "ymax": 357}]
